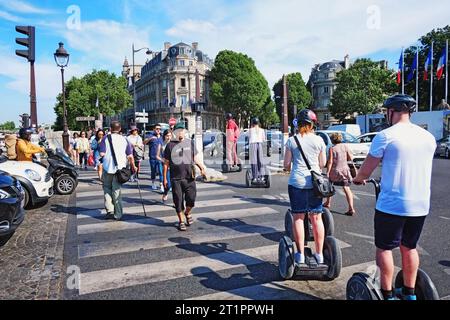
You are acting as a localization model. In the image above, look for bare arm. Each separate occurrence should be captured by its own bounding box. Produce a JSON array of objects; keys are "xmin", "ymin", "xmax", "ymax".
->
[
  {"xmin": 353, "ymin": 155, "xmax": 381, "ymax": 184},
  {"xmin": 156, "ymin": 144, "xmax": 163, "ymax": 162},
  {"xmin": 318, "ymin": 150, "xmax": 327, "ymax": 169},
  {"xmin": 326, "ymin": 148, "xmax": 333, "ymax": 175},
  {"xmin": 283, "ymin": 148, "xmax": 292, "ymax": 172},
  {"xmin": 127, "ymin": 154, "xmax": 137, "ymax": 172},
  {"xmin": 163, "ymin": 159, "xmax": 170, "ymax": 187}
]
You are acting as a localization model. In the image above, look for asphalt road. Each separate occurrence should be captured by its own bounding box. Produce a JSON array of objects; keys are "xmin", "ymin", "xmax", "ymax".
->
[{"xmin": 61, "ymin": 157, "xmax": 450, "ymax": 300}]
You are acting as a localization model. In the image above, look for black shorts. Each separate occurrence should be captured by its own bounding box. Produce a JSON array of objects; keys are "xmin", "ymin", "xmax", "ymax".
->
[
  {"xmin": 171, "ymin": 179, "xmax": 197, "ymax": 213},
  {"xmin": 374, "ymin": 210, "xmax": 426, "ymax": 250}
]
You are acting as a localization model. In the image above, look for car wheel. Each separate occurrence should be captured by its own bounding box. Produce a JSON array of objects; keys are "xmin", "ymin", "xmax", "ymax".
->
[
  {"xmin": 446, "ymin": 148, "xmax": 450, "ymax": 159},
  {"xmin": 21, "ymin": 185, "xmax": 31, "ymax": 209},
  {"xmin": 55, "ymin": 174, "xmax": 76, "ymax": 195},
  {"xmin": 0, "ymin": 233, "xmax": 14, "ymax": 247}
]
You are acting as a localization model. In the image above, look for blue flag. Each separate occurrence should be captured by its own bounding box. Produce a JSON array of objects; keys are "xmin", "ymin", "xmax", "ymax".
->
[{"xmin": 407, "ymin": 52, "xmax": 418, "ymax": 82}]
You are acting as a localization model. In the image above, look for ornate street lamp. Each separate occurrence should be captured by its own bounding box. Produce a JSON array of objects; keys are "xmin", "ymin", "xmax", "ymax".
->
[
  {"xmin": 54, "ymin": 42, "xmax": 70, "ymax": 152},
  {"xmin": 132, "ymin": 44, "xmax": 152, "ymax": 125}
]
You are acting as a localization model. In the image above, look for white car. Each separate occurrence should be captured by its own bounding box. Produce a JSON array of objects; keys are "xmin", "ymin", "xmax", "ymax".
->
[
  {"xmin": 355, "ymin": 133, "xmax": 378, "ymax": 147},
  {"xmin": 0, "ymin": 157, "xmax": 54, "ymax": 209}
]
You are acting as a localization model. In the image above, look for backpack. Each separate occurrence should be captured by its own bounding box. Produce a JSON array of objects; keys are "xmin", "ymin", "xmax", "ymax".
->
[{"xmin": 5, "ymin": 134, "xmax": 17, "ymax": 160}]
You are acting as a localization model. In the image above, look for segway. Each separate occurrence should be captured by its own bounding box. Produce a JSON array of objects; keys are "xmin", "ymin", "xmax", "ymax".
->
[
  {"xmin": 221, "ymin": 134, "xmax": 242, "ymax": 173},
  {"xmin": 245, "ymin": 169, "xmax": 270, "ymax": 188},
  {"xmin": 346, "ymin": 179, "xmax": 440, "ymax": 300},
  {"xmin": 279, "ymin": 208, "xmax": 341, "ymax": 281}
]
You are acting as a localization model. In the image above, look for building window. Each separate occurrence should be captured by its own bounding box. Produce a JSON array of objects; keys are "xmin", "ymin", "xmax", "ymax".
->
[
  {"xmin": 180, "ymin": 95, "xmax": 187, "ymax": 109},
  {"xmin": 179, "ymin": 60, "xmax": 185, "ymax": 66},
  {"xmin": 324, "ymin": 113, "xmax": 330, "ymax": 121},
  {"xmin": 180, "ymin": 78, "xmax": 186, "ymax": 88},
  {"xmin": 189, "ymin": 61, "xmax": 193, "ymax": 66},
  {"xmin": 324, "ymin": 87, "xmax": 329, "ymax": 94},
  {"xmin": 179, "ymin": 47, "xmax": 185, "ymax": 55}
]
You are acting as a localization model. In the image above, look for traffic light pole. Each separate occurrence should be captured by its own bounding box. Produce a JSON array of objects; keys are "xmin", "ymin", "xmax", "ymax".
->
[
  {"xmin": 60, "ymin": 67, "xmax": 69, "ymax": 152},
  {"xmin": 30, "ymin": 61, "xmax": 37, "ymax": 128}
]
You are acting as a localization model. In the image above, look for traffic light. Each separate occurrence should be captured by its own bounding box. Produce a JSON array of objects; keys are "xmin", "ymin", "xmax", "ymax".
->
[
  {"xmin": 15, "ymin": 26, "xmax": 35, "ymax": 62},
  {"xmin": 19, "ymin": 114, "xmax": 30, "ymax": 128}
]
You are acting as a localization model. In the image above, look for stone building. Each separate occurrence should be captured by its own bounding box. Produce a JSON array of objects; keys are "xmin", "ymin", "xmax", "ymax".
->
[{"xmin": 119, "ymin": 42, "xmax": 224, "ymax": 132}]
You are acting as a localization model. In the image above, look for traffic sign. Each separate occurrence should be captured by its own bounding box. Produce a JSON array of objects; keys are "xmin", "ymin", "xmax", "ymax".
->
[
  {"xmin": 169, "ymin": 118, "xmax": 177, "ymax": 126},
  {"xmin": 135, "ymin": 112, "xmax": 148, "ymax": 117},
  {"xmin": 136, "ymin": 117, "xmax": 149, "ymax": 124},
  {"xmin": 76, "ymin": 116, "xmax": 95, "ymax": 122}
]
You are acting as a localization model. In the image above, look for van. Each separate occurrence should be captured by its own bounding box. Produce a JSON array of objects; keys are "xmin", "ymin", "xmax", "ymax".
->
[{"xmin": 327, "ymin": 124, "xmax": 361, "ymax": 138}]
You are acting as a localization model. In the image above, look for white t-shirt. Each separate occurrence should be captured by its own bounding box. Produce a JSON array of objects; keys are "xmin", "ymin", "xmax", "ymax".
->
[
  {"xmin": 99, "ymin": 134, "xmax": 133, "ymax": 174},
  {"xmin": 248, "ymin": 127, "xmax": 265, "ymax": 144},
  {"xmin": 369, "ymin": 122, "xmax": 436, "ymax": 217}
]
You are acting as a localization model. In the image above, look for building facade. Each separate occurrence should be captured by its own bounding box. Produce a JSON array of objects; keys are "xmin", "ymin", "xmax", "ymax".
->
[
  {"xmin": 308, "ymin": 55, "xmax": 350, "ymax": 129},
  {"xmin": 119, "ymin": 42, "xmax": 224, "ymax": 132}
]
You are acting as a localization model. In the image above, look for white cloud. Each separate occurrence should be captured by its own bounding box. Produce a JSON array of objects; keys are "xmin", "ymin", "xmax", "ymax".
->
[
  {"xmin": 0, "ymin": 9, "xmax": 21, "ymax": 22},
  {"xmin": 0, "ymin": 0, "xmax": 55, "ymax": 14},
  {"xmin": 163, "ymin": 0, "xmax": 450, "ymax": 86}
]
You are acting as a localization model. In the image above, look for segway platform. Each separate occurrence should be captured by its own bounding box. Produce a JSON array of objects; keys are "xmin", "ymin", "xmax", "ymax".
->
[
  {"xmin": 222, "ymin": 163, "xmax": 242, "ymax": 173},
  {"xmin": 245, "ymin": 169, "xmax": 270, "ymax": 188}
]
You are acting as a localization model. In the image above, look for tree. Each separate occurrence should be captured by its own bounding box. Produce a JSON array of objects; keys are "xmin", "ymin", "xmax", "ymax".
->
[
  {"xmin": 210, "ymin": 50, "xmax": 271, "ymax": 127},
  {"xmin": 404, "ymin": 25, "xmax": 450, "ymax": 110},
  {"xmin": 330, "ymin": 59, "xmax": 397, "ymax": 122},
  {"xmin": 258, "ymin": 97, "xmax": 279, "ymax": 128},
  {"xmin": 0, "ymin": 121, "xmax": 16, "ymax": 131},
  {"xmin": 54, "ymin": 70, "xmax": 132, "ymax": 131},
  {"xmin": 273, "ymin": 72, "xmax": 312, "ymax": 127}
]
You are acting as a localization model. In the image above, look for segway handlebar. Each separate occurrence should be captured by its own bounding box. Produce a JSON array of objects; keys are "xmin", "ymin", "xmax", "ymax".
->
[{"xmin": 367, "ymin": 179, "xmax": 381, "ymax": 200}]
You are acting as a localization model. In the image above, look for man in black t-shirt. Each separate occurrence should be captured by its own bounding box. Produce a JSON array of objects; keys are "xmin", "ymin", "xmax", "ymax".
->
[{"xmin": 163, "ymin": 122, "xmax": 206, "ymax": 231}]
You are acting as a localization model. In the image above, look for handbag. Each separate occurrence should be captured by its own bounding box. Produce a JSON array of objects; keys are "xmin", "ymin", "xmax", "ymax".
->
[
  {"xmin": 293, "ymin": 136, "xmax": 335, "ymax": 198},
  {"xmin": 87, "ymin": 153, "xmax": 94, "ymax": 166},
  {"xmin": 107, "ymin": 134, "xmax": 132, "ymax": 184}
]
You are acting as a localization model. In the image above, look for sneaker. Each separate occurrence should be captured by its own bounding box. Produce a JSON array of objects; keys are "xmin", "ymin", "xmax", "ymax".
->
[
  {"xmin": 160, "ymin": 184, "xmax": 165, "ymax": 193},
  {"xmin": 394, "ymin": 288, "xmax": 417, "ymax": 300},
  {"xmin": 313, "ymin": 253, "xmax": 324, "ymax": 264},
  {"xmin": 294, "ymin": 252, "xmax": 305, "ymax": 266},
  {"xmin": 151, "ymin": 183, "xmax": 157, "ymax": 190}
]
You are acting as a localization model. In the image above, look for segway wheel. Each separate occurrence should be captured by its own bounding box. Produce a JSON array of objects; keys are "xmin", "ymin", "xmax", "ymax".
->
[
  {"xmin": 346, "ymin": 273, "xmax": 383, "ymax": 300},
  {"xmin": 278, "ymin": 236, "xmax": 295, "ymax": 280},
  {"xmin": 284, "ymin": 210, "xmax": 293, "ymax": 240},
  {"xmin": 323, "ymin": 236, "xmax": 342, "ymax": 280},
  {"xmin": 394, "ymin": 269, "xmax": 440, "ymax": 300},
  {"xmin": 264, "ymin": 173, "xmax": 271, "ymax": 188},
  {"xmin": 237, "ymin": 164, "xmax": 242, "ymax": 172},
  {"xmin": 245, "ymin": 170, "xmax": 251, "ymax": 187},
  {"xmin": 221, "ymin": 163, "xmax": 229, "ymax": 173},
  {"xmin": 322, "ymin": 208, "xmax": 335, "ymax": 237}
]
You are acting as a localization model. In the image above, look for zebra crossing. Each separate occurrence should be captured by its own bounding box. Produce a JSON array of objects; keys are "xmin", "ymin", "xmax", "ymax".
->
[{"xmin": 66, "ymin": 167, "xmax": 375, "ymax": 300}]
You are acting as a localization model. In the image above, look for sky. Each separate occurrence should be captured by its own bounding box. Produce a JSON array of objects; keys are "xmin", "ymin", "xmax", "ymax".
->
[{"xmin": 0, "ymin": 0, "xmax": 449, "ymax": 126}]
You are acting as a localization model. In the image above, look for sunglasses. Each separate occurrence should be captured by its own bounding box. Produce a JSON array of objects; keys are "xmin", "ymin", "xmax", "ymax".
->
[{"xmin": 155, "ymin": 128, "xmax": 161, "ymax": 131}]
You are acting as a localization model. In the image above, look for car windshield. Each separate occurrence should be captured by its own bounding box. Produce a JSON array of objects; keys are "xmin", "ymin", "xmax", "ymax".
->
[
  {"xmin": 56, "ymin": 148, "xmax": 74, "ymax": 165},
  {"xmin": 325, "ymin": 132, "xmax": 357, "ymax": 143}
]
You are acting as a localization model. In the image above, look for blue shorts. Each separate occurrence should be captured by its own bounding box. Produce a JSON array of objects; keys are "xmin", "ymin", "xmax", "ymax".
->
[{"xmin": 288, "ymin": 185, "xmax": 323, "ymax": 214}]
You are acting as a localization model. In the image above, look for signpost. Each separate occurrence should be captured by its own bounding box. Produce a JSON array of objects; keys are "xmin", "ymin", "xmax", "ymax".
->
[{"xmin": 76, "ymin": 116, "xmax": 96, "ymax": 129}]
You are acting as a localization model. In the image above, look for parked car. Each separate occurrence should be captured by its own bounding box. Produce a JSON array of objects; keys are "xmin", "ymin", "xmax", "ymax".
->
[
  {"xmin": 436, "ymin": 135, "xmax": 450, "ymax": 158},
  {"xmin": 354, "ymin": 132, "xmax": 378, "ymax": 148},
  {"xmin": 0, "ymin": 169, "xmax": 25, "ymax": 247},
  {"xmin": 327, "ymin": 124, "xmax": 362, "ymax": 138},
  {"xmin": 315, "ymin": 130, "xmax": 370, "ymax": 167},
  {"xmin": 0, "ymin": 155, "xmax": 54, "ymax": 209},
  {"xmin": 203, "ymin": 131, "xmax": 225, "ymax": 157}
]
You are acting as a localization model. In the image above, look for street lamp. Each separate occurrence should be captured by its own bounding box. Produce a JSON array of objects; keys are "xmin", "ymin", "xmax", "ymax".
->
[
  {"xmin": 132, "ymin": 44, "xmax": 152, "ymax": 125},
  {"xmin": 54, "ymin": 42, "xmax": 70, "ymax": 153}
]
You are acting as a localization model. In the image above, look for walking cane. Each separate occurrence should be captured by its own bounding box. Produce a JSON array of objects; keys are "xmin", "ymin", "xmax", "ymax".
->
[{"xmin": 135, "ymin": 177, "xmax": 147, "ymax": 217}]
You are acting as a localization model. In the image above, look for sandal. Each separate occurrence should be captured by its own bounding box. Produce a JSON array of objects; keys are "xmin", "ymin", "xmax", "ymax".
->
[
  {"xmin": 177, "ymin": 222, "xmax": 187, "ymax": 231},
  {"xmin": 185, "ymin": 214, "xmax": 194, "ymax": 226}
]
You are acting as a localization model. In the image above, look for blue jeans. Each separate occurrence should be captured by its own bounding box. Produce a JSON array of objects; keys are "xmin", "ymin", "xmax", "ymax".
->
[
  {"xmin": 150, "ymin": 159, "xmax": 163, "ymax": 182},
  {"xmin": 288, "ymin": 185, "xmax": 323, "ymax": 214}
]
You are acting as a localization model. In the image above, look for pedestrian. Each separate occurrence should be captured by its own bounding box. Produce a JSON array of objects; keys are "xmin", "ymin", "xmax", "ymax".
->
[
  {"xmin": 225, "ymin": 113, "xmax": 241, "ymax": 169},
  {"xmin": 323, "ymin": 132, "xmax": 356, "ymax": 216},
  {"xmin": 248, "ymin": 117, "xmax": 266, "ymax": 183},
  {"xmin": 70, "ymin": 132, "xmax": 80, "ymax": 166},
  {"xmin": 98, "ymin": 121, "xmax": 137, "ymax": 221},
  {"xmin": 144, "ymin": 124, "xmax": 164, "ymax": 191},
  {"xmin": 77, "ymin": 131, "xmax": 90, "ymax": 170},
  {"xmin": 354, "ymin": 95, "xmax": 436, "ymax": 300},
  {"xmin": 163, "ymin": 122, "xmax": 206, "ymax": 231},
  {"xmin": 127, "ymin": 126, "xmax": 144, "ymax": 182},
  {"xmin": 15, "ymin": 128, "xmax": 46, "ymax": 162},
  {"xmin": 157, "ymin": 129, "xmax": 172, "ymax": 202},
  {"xmin": 91, "ymin": 129, "xmax": 105, "ymax": 181},
  {"xmin": 283, "ymin": 109, "xmax": 327, "ymax": 266}
]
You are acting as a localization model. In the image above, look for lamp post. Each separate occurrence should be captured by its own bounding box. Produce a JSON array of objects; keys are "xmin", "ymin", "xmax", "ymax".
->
[
  {"xmin": 54, "ymin": 42, "xmax": 70, "ymax": 153},
  {"xmin": 132, "ymin": 44, "xmax": 152, "ymax": 125}
]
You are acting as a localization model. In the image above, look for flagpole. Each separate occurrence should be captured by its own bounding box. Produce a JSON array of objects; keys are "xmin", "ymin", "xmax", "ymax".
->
[
  {"xmin": 416, "ymin": 47, "xmax": 419, "ymax": 111},
  {"xmin": 402, "ymin": 47, "xmax": 405, "ymax": 94},
  {"xmin": 430, "ymin": 42, "xmax": 434, "ymax": 111},
  {"xmin": 446, "ymin": 39, "xmax": 448, "ymax": 103}
]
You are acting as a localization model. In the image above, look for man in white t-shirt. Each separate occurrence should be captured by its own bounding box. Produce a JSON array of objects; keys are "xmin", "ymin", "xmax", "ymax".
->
[
  {"xmin": 248, "ymin": 117, "xmax": 266, "ymax": 183},
  {"xmin": 354, "ymin": 94, "xmax": 436, "ymax": 300}
]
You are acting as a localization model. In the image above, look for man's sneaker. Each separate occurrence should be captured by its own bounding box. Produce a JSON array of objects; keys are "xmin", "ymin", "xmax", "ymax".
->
[
  {"xmin": 160, "ymin": 184, "xmax": 165, "ymax": 193},
  {"xmin": 151, "ymin": 183, "xmax": 158, "ymax": 190},
  {"xmin": 394, "ymin": 288, "xmax": 417, "ymax": 300},
  {"xmin": 313, "ymin": 253, "xmax": 324, "ymax": 265},
  {"xmin": 294, "ymin": 252, "xmax": 305, "ymax": 266}
]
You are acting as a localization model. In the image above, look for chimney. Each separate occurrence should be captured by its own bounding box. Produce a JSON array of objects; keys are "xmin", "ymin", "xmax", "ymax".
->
[
  {"xmin": 164, "ymin": 42, "xmax": 171, "ymax": 51},
  {"xmin": 344, "ymin": 54, "xmax": 350, "ymax": 69},
  {"xmin": 192, "ymin": 42, "xmax": 198, "ymax": 51}
]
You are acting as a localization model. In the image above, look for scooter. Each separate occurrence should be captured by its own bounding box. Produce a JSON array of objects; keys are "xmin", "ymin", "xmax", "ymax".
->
[
  {"xmin": 346, "ymin": 179, "xmax": 440, "ymax": 300},
  {"xmin": 278, "ymin": 208, "xmax": 342, "ymax": 281},
  {"xmin": 45, "ymin": 148, "xmax": 78, "ymax": 195}
]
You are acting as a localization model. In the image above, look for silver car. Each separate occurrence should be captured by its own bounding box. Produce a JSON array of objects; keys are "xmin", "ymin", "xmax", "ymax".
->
[{"xmin": 436, "ymin": 136, "xmax": 450, "ymax": 158}]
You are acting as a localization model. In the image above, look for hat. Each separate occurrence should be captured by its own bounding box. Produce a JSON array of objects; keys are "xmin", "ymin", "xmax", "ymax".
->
[{"xmin": 173, "ymin": 122, "xmax": 185, "ymax": 131}]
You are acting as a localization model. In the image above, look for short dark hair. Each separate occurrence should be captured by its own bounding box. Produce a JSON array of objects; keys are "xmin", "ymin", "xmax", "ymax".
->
[{"xmin": 111, "ymin": 121, "xmax": 121, "ymax": 133}]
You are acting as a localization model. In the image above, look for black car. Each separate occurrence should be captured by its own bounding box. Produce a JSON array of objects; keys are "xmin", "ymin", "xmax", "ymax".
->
[{"xmin": 0, "ymin": 170, "xmax": 25, "ymax": 247}]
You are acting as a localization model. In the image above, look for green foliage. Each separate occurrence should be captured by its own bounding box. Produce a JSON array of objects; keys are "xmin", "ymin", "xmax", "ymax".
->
[
  {"xmin": 404, "ymin": 25, "xmax": 450, "ymax": 110},
  {"xmin": 0, "ymin": 121, "xmax": 16, "ymax": 131},
  {"xmin": 210, "ymin": 50, "xmax": 272, "ymax": 126},
  {"xmin": 54, "ymin": 70, "xmax": 132, "ymax": 130},
  {"xmin": 273, "ymin": 72, "xmax": 312, "ymax": 126},
  {"xmin": 258, "ymin": 97, "xmax": 280, "ymax": 128},
  {"xmin": 330, "ymin": 59, "xmax": 397, "ymax": 121}
]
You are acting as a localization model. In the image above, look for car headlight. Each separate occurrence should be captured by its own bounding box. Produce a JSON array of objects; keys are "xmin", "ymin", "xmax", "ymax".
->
[
  {"xmin": 0, "ymin": 189, "xmax": 11, "ymax": 200},
  {"xmin": 25, "ymin": 169, "xmax": 42, "ymax": 182}
]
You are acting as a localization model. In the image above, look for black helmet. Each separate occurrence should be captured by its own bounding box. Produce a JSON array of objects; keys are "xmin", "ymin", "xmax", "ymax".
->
[
  {"xmin": 251, "ymin": 117, "xmax": 260, "ymax": 126},
  {"xmin": 19, "ymin": 128, "xmax": 33, "ymax": 139},
  {"xmin": 383, "ymin": 94, "xmax": 416, "ymax": 113},
  {"xmin": 296, "ymin": 109, "xmax": 318, "ymax": 126},
  {"xmin": 226, "ymin": 113, "xmax": 233, "ymax": 120}
]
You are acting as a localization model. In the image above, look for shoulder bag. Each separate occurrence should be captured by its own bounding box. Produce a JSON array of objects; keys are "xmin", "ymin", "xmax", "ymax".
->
[
  {"xmin": 107, "ymin": 134, "xmax": 132, "ymax": 184},
  {"xmin": 293, "ymin": 136, "xmax": 335, "ymax": 198}
]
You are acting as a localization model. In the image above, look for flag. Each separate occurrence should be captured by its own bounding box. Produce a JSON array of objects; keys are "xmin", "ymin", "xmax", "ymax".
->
[
  {"xmin": 424, "ymin": 48, "xmax": 432, "ymax": 81},
  {"xmin": 437, "ymin": 47, "xmax": 447, "ymax": 80},
  {"xmin": 407, "ymin": 53, "xmax": 418, "ymax": 82},
  {"xmin": 397, "ymin": 50, "xmax": 403, "ymax": 84}
]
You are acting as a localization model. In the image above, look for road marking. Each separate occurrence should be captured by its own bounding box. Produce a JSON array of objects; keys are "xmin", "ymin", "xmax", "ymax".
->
[
  {"xmin": 76, "ymin": 189, "xmax": 235, "ymax": 207},
  {"xmin": 444, "ymin": 269, "xmax": 450, "ymax": 276},
  {"xmin": 77, "ymin": 206, "xmax": 278, "ymax": 235},
  {"xmin": 439, "ymin": 216, "xmax": 450, "ymax": 221},
  {"xmin": 77, "ymin": 197, "xmax": 262, "ymax": 220},
  {"xmin": 79, "ymin": 245, "xmax": 278, "ymax": 295}
]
